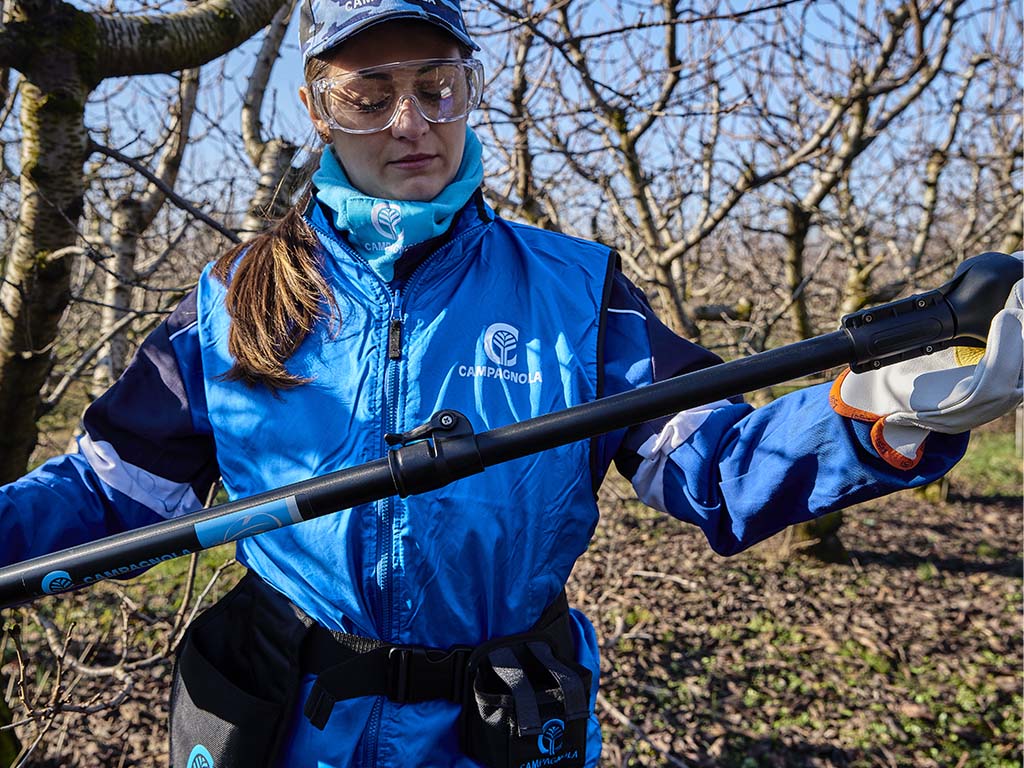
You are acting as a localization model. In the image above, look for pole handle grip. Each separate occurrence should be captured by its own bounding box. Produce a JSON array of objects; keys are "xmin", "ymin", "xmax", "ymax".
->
[
  {"xmin": 940, "ymin": 251, "xmax": 1021, "ymax": 342},
  {"xmin": 842, "ymin": 251, "xmax": 1020, "ymax": 373}
]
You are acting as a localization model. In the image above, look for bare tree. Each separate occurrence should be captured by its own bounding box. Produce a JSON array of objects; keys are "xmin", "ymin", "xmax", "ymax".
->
[
  {"xmin": 472, "ymin": 0, "xmax": 1020, "ymax": 562},
  {"xmin": 476, "ymin": 0, "xmax": 1016, "ymax": 348},
  {"xmin": 0, "ymin": 0, "xmax": 286, "ymax": 484},
  {"xmin": 239, "ymin": 0, "xmax": 308, "ymax": 239}
]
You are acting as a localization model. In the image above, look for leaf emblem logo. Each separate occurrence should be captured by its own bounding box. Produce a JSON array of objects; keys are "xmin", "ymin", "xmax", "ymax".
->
[
  {"xmin": 188, "ymin": 745, "xmax": 214, "ymax": 768},
  {"xmin": 538, "ymin": 719, "xmax": 565, "ymax": 755},
  {"xmin": 371, "ymin": 202, "xmax": 403, "ymax": 242},
  {"xmin": 42, "ymin": 570, "xmax": 74, "ymax": 594},
  {"xmin": 483, "ymin": 322, "xmax": 519, "ymax": 367}
]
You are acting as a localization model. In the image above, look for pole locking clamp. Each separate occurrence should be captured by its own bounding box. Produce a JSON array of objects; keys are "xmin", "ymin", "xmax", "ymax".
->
[{"xmin": 384, "ymin": 410, "xmax": 485, "ymax": 497}]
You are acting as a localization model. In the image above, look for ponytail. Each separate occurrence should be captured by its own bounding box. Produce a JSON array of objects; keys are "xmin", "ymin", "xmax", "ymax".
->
[{"xmin": 212, "ymin": 194, "xmax": 338, "ymax": 390}]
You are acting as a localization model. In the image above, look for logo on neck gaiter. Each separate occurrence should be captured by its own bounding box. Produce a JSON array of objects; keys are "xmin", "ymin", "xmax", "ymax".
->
[{"xmin": 371, "ymin": 202, "xmax": 403, "ymax": 242}]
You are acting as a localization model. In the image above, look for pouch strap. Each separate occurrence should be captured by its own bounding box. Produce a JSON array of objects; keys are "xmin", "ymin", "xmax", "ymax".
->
[
  {"xmin": 526, "ymin": 641, "xmax": 589, "ymax": 720},
  {"xmin": 301, "ymin": 590, "xmax": 573, "ymax": 731},
  {"xmin": 486, "ymin": 646, "xmax": 543, "ymax": 735}
]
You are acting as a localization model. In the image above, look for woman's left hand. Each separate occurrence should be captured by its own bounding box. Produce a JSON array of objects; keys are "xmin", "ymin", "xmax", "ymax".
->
[{"xmin": 830, "ymin": 273, "xmax": 1023, "ymax": 470}]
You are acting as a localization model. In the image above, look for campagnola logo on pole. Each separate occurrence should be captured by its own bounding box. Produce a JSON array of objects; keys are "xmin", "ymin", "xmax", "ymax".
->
[
  {"xmin": 193, "ymin": 497, "xmax": 302, "ymax": 548},
  {"xmin": 43, "ymin": 549, "xmax": 195, "ymax": 593},
  {"xmin": 458, "ymin": 322, "xmax": 543, "ymax": 385},
  {"xmin": 41, "ymin": 570, "xmax": 73, "ymax": 594}
]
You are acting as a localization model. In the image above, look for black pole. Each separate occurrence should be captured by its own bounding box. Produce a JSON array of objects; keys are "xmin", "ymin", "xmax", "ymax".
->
[
  {"xmin": 475, "ymin": 330, "xmax": 854, "ymax": 466},
  {"xmin": 0, "ymin": 251, "xmax": 1016, "ymax": 609}
]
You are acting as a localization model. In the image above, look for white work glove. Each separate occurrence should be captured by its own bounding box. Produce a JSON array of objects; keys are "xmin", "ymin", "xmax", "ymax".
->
[{"xmin": 830, "ymin": 274, "xmax": 1023, "ymax": 470}]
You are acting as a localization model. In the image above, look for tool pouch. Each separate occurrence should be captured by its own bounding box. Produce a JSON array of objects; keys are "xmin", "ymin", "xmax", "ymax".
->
[
  {"xmin": 461, "ymin": 634, "xmax": 591, "ymax": 768},
  {"xmin": 168, "ymin": 572, "xmax": 310, "ymax": 768}
]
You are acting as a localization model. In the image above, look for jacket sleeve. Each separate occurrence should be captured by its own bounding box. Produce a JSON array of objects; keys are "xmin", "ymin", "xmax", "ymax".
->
[
  {"xmin": 0, "ymin": 290, "xmax": 218, "ymax": 566},
  {"xmin": 596, "ymin": 272, "xmax": 968, "ymax": 556}
]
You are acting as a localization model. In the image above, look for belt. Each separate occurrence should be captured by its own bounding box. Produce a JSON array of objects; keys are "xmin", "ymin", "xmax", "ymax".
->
[{"xmin": 300, "ymin": 592, "xmax": 573, "ymax": 730}]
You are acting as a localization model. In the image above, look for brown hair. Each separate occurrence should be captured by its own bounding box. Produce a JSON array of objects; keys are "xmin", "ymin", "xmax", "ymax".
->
[
  {"xmin": 212, "ymin": 200, "xmax": 338, "ymax": 390},
  {"xmin": 210, "ymin": 54, "xmax": 338, "ymax": 391}
]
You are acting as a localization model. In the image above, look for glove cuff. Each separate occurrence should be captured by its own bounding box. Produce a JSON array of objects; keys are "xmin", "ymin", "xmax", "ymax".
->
[
  {"xmin": 869, "ymin": 420, "xmax": 928, "ymax": 470},
  {"xmin": 831, "ymin": 369, "xmax": 929, "ymax": 470},
  {"xmin": 828, "ymin": 368, "xmax": 882, "ymax": 422}
]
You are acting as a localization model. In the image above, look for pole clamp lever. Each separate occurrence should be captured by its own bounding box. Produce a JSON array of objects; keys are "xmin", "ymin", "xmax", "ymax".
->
[
  {"xmin": 384, "ymin": 410, "xmax": 485, "ymax": 497},
  {"xmin": 385, "ymin": 410, "xmax": 464, "ymax": 447}
]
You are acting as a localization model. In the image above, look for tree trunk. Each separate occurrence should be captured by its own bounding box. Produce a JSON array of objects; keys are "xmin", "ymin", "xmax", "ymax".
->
[
  {"xmin": 240, "ymin": 137, "xmax": 298, "ymax": 239},
  {"xmin": 774, "ymin": 202, "xmax": 848, "ymax": 560},
  {"xmin": 0, "ymin": 0, "xmax": 284, "ymax": 481},
  {"xmin": 783, "ymin": 201, "xmax": 813, "ymax": 341},
  {"xmin": 654, "ymin": 262, "xmax": 699, "ymax": 340},
  {"xmin": 0, "ymin": 65, "xmax": 91, "ymax": 483},
  {"xmin": 770, "ymin": 510, "xmax": 849, "ymax": 564}
]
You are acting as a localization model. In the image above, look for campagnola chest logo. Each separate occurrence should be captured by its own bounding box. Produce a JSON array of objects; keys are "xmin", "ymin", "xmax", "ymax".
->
[
  {"xmin": 371, "ymin": 201, "xmax": 402, "ymax": 242},
  {"xmin": 484, "ymin": 322, "xmax": 518, "ymax": 366},
  {"xmin": 458, "ymin": 322, "xmax": 543, "ymax": 385}
]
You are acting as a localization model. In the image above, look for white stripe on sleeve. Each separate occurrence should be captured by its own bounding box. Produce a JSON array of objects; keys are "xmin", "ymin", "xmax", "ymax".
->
[
  {"xmin": 607, "ymin": 307, "xmax": 647, "ymax": 321},
  {"xmin": 630, "ymin": 399, "xmax": 732, "ymax": 512},
  {"xmin": 80, "ymin": 435, "xmax": 203, "ymax": 519}
]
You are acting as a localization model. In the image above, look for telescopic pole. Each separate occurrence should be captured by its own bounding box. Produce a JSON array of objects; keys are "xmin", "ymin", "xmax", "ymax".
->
[{"xmin": 0, "ymin": 252, "xmax": 1017, "ymax": 609}]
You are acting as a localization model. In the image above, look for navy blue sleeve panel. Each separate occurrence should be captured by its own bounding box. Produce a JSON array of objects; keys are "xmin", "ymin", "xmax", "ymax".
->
[
  {"xmin": 595, "ymin": 271, "xmax": 724, "ymax": 480},
  {"xmin": 658, "ymin": 383, "xmax": 969, "ymax": 556},
  {"xmin": 0, "ymin": 291, "xmax": 218, "ymax": 565},
  {"xmin": 82, "ymin": 289, "xmax": 217, "ymax": 497}
]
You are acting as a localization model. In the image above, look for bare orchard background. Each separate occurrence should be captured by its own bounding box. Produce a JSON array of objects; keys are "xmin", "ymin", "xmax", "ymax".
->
[{"xmin": 0, "ymin": 0, "xmax": 1019, "ymax": 764}]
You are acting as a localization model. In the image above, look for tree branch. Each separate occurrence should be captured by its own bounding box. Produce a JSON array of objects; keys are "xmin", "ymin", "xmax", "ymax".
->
[
  {"xmin": 93, "ymin": 0, "xmax": 288, "ymax": 79},
  {"xmin": 89, "ymin": 139, "xmax": 240, "ymax": 244},
  {"xmin": 242, "ymin": 0, "xmax": 295, "ymax": 167}
]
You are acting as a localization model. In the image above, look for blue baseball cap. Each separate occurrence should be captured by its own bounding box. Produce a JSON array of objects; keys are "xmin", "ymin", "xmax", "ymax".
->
[{"xmin": 299, "ymin": 0, "xmax": 479, "ymax": 64}]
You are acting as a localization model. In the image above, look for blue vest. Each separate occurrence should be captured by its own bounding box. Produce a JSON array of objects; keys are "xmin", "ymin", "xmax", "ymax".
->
[{"xmin": 196, "ymin": 198, "xmax": 614, "ymax": 765}]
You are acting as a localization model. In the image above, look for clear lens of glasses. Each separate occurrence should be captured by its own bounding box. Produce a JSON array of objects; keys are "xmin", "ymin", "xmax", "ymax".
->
[{"xmin": 311, "ymin": 58, "xmax": 484, "ymax": 134}]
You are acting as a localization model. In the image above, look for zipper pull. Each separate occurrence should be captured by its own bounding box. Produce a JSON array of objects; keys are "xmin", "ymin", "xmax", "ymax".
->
[{"xmin": 388, "ymin": 318, "xmax": 402, "ymax": 360}]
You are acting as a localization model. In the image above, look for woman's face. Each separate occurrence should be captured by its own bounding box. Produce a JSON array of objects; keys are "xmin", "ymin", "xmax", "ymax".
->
[{"xmin": 300, "ymin": 22, "xmax": 468, "ymax": 202}]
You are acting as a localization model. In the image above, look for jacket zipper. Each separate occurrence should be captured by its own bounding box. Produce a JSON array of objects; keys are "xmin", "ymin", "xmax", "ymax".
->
[
  {"xmin": 301, "ymin": 223, "xmax": 397, "ymax": 768},
  {"xmin": 388, "ymin": 317, "xmax": 402, "ymax": 360},
  {"xmin": 380, "ymin": 289, "xmax": 403, "ymax": 643},
  {"xmin": 378, "ymin": 253, "xmax": 443, "ymax": 642},
  {"xmin": 303, "ymin": 213, "xmax": 463, "ymax": 766}
]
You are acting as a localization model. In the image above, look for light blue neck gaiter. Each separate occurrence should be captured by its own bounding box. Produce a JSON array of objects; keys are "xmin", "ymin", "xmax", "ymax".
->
[{"xmin": 312, "ymin": 127, "xmax": 484, "ymax": 282}]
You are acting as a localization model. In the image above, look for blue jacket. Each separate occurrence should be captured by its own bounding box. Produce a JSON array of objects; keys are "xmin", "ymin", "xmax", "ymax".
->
[{"xmin": 0, "ymin": 193, "xmax": 967, "ymax": 767}]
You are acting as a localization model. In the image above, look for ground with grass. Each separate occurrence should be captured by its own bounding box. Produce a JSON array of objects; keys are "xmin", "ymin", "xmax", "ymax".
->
[
  {"xmin": 580, "ymin": 421, "xmax": 1022, "ymax": 768},
  {"xmin": 3, "ymin": 420, "xmax": 1021, "ymax": 767}
]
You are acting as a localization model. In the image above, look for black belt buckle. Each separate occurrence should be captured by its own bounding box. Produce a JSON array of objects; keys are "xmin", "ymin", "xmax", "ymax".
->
[
  {"xmin": 386, "ymin": 646, "xmax": 414, "ymax": 703},
  {"xmin": 386, "ymin": 644, "xmax": 474, "ymax": 704}
]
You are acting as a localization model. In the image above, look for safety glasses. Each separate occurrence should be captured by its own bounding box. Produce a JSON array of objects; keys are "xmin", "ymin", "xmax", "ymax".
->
[{"xmin": 310, "ymin": 57, "xmax": 484, "ymax": 135}]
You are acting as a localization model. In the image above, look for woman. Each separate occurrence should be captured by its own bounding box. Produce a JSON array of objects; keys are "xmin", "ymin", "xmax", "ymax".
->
[{"xmin": 1, "ymin": 1, "xmax": 1020, "ymax": 766}]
